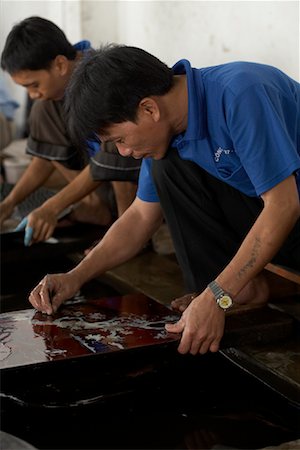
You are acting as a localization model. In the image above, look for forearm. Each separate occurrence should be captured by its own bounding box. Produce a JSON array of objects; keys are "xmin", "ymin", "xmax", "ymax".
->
[
  {"xmin": 68, "ymin": 199, "xmax": 163, "ymax": 286},
  {"xmin": 216, "ymin": 176, "xmax": 300, "ymax": 297},
  {"xmin": 40, "ymin": 166, "xmax": 100, "ymax": 216},
  {"xmin": 3, "ymin": 157, "xmax": 54, "ymax": 207}
]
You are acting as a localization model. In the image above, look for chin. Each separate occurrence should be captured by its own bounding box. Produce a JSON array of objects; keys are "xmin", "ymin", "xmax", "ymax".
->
[
  {"xmin": 51, "ymin": 93, "xmax": 64, "ymax": 101},
  {"xmin": 152, "ymin": 154, "xmax": 164, "ymax": 161}
]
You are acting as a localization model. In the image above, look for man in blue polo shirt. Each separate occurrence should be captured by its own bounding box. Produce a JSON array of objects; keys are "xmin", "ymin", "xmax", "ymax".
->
[{"xmin": 29, "ymin": 45, "xmax": 300, "ymax": 355}]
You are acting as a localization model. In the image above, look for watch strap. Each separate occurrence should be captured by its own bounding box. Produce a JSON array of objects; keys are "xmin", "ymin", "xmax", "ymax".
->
[{"xmin": 208, "ymin": 280, "xmax": 225, "ymax": 299}]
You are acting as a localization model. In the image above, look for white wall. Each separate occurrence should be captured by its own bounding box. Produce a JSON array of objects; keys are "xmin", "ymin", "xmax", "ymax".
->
[
  {"xmin": 0, "ymin": 0, "xmax": 82, "ymax": 134},
  {"xmin": 1, "ymin": 0, "xmax": 299, "ymax": 134},
  {"xmin": 81, "ymin": 0, "xmax": 118, "ymax": 46},
  {"xmin": 81, "ymin": 1, "xmax": 299, "ymax": 80}
]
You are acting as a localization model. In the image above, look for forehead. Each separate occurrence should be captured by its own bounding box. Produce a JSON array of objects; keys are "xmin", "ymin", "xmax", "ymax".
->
[
  {"xmin": 11, "ymin": 68, "xmax": 50, "ymax": 85},
  {"xmin": 99, "ymin": 121, "xmax": 138, "ymax": 141}
]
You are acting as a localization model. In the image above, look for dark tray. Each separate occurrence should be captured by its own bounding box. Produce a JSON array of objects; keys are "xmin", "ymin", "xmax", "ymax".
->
[
  {"xmin": 1, "ymin": 222, "xmax": 107, "ymax": 263},
  {"xmin": 0, "ymin": 293, "xmax": 180, "ymax": 408}
]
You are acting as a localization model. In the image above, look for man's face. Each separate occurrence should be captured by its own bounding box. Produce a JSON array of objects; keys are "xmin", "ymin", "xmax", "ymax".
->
[
  {"xmin": 100, "ymin": 106, "xmax": 172, "ymax": 161},
  {"xmin": 11, "ymin": 61, "xmax": 68, "ymax": 101}
]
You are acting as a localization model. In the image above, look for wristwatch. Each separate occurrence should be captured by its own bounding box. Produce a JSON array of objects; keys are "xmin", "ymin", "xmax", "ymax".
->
[{"xmin": 208, "ymin": 280, "xmax": 233, "ymax": 311}]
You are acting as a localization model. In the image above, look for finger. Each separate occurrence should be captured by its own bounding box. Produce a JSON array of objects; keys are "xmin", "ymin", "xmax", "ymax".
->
[
  {"xmin": 29, "ymin": 282, "xmax": 47, "ymax": 311},
  {"xmin": 29, "ymin": 289, "xmax": 42, "ymax": 310},
  {"xmin": 28, "ymin": 279, "xmax": 51, "ymax": 312},
  {"xmin": 177, "ymin": 336, "xmax": 191, "ymax": 354},
  {"xmin": 14, "ymin": 217, "xmax": 28, "ymax": 232},
  {"xmin": 165, "ymin": 318, "xmax": 185, "ymax": 334},
  {"xmin": 24, "ymin": 226, "xmax": 34, "ymax": 246},
  {"xmin": 45, "ymin": 226, "xmax": 55, "ymax": 241},
  {"xmin": 170, "ymin": 299, "xmax": 186, "ymax": 312},
  {"xmin": 51, "ymin": 293, "xmax": 63, "ymax": 314},
  {"xmin": 209, "ymin": 339, "xmax": 221, "ymax": 353},
  {"xmin": 39, "ymin": 278, "xmax": 54, "ymax": 315},
  {"xmin": 190, "ymin": 337, "xmax": 203, "ymax": 355},
  {"xmin": 33, "ymin": 222, "xmax": 49, "ymax": 243},
  {"xmin": 171, "ymin": 293, "xmax": 197, "ymax": 312},
  {"xmin": 176, "ymin": 325, "xmax": 194, "ymax": 354},
  {"xmin": 198, "ymin": 331, "xmax": 222, "ymax": 354},
  {"xmin": 198, "ymin": 339, "xmax": 212, "ymax": 355}
]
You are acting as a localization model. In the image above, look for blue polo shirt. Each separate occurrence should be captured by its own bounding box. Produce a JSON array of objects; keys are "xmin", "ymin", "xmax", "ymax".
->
[
  {"xmin": 74, "ymin": 40, "xmax": 91, "ymax": 53},
  {"xmin": 137, "ymin": 60, "xmax": 300, "ymax": 202}
]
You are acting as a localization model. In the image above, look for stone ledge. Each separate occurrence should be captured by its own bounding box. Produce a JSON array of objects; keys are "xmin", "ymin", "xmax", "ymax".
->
[{"xmin": 69, "ymin": 249, "xmax": 185, "ymax": 307}]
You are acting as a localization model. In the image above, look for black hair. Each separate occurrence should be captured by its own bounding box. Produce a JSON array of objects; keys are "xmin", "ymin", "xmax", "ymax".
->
[
  {"xmin": 1, "ymin": 16, "xmax": 76, "ymax": 74},
  {"xmin": 65, "ymin": 44, "xmax": 174, "ymax": 148}
]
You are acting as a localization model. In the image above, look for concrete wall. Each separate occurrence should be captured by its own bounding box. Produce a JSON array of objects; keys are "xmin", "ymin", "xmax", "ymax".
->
[{"xmin": 1, "ymin": 0, "xmax": 299, "ymax": 135}]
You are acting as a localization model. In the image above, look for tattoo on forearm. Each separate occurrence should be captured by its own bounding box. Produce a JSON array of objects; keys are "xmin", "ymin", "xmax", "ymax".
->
[{"xmin": 238, "ymin": 237, "xmax": 261, "ymax": 278}]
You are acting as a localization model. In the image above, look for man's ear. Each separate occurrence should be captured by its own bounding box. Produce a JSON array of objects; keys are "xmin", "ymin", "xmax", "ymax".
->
[
  {"xmin": 138, "ymin": 98, "xmax": 161, "ymax": 122},
  {"xmin": 53, "ymin": 55, "xmax": 69, "ymax": 76}
]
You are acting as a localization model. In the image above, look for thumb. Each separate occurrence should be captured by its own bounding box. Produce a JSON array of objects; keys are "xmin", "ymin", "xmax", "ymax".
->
[{"xmin": 165, "ymin": 318, "xmax": 185, "ymax": 334}]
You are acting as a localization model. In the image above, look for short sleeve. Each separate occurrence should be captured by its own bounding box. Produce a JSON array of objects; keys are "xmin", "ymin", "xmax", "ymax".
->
[
  {"xmin": 136, "ymin": 159, "xmax": 159, "ymax": 202},
  {"xmin": 227, "ymin": 84, "xmax": 300, "ymax": 195}
]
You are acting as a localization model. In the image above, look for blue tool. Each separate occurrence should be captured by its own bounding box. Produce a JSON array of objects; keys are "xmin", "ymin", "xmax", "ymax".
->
[{"xmin": 14, "ymin": 217, "xmax": 33, "ymax": 247}]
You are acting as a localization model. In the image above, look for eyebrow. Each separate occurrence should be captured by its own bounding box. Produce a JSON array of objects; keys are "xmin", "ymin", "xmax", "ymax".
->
[
  {"xmin": 100, "ymin": 135, "xmax": 119, "ymax": 144},
  {"xmin": 20, "ymin": 82, "xmax": 37, "ymax": 88}
]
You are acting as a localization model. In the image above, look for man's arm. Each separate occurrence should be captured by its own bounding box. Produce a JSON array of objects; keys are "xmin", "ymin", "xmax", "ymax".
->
[
  {"xmin": 29, "ymin": 198, "xmax": 163, "ymax": 314},
  {"xmin": 0, "ymin": 157, "xmax": 54, "ymax": 226},
  {"xmin": 217, "ymin": 174, "xmax": 300, "ymax": 294},
  {"xmin": 25, "ymin": 165, "xmax": 101, "ymax": 243},
  {"xmin": 167, "ymin": 174, "xmax": 300, "ymax": 354}
]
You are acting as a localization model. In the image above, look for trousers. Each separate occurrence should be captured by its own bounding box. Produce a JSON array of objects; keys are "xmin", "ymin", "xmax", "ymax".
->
[{"xmin": 152, "ymin": 149, "xmax": 300, "ymax": 292}]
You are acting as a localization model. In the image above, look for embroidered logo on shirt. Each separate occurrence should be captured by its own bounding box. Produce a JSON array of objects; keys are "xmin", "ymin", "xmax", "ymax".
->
[{"xmin": 214, "ymin": 146, "xmax": 233, "ymax": 162}]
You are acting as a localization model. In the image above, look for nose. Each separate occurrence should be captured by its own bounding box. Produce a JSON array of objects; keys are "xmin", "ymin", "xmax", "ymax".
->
[
  {"xmin": 116, "ymin": 143, "xmax": 132, "ymax": 157},
  {"xmin": 28, "ymin": 90, "xmax": 42, "ymax": 100}
]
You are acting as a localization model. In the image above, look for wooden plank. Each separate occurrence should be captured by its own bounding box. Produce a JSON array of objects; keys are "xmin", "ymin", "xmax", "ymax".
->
[{"xmin": 265, "ymin": 263, "xmax": 300, "ymax": 285}]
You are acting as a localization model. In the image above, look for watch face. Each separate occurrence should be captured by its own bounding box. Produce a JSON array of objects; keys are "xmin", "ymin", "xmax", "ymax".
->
[{"xmin": 217, "ymin": 295, "xmax": 233, "ymax": 310}]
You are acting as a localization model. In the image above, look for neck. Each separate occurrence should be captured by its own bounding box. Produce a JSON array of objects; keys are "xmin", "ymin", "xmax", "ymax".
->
[
  {"xmin": 165, "ymin": 75, "xmax": 188, "ymax": 135},
  {"xmin": 64, "ymin": 52, "xmax": 81, "ymax": 85}
]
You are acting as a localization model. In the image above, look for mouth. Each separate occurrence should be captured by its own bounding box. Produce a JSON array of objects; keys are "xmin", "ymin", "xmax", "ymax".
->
[{"xmin": 131, "ymin": 149, "xmax": 154, "ymax": 159}]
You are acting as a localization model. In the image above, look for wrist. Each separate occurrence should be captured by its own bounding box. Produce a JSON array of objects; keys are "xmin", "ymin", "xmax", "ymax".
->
[
  {"xmin": 41, "ymin": 198, "xmax": 64, "ymax": 217},
  {"xmin": 2, "ymin": 195, "xmax": 17, "ymax": 209},
  {"xmin": 68, "ymin": 265, "xmax": 91, "ymax": 292},
  {"xmin": 66, "ymin": 269, "xmax": 83, "ymax": 294},
  {"xmin": 207, "ymin": 280, "xmax": 233, "ymax": 311}
]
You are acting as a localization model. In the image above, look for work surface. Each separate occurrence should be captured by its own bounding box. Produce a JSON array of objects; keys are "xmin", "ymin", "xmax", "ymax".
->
[
  {"xmin": 0, "ymin": 293, "xmax": 180, "ymax": 370},
  {"xmin": 1, "ymin": 242, "xmax": 300, "ymax": 449},
  {"xmin": 88, "ymin": 250, "xmax": 300, "ymax": 406}
]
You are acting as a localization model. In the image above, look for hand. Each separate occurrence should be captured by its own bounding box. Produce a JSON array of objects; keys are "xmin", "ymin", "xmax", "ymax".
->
[
  {"xmin": 29, "ymin": 273, "xmax": 80, "ymax": 315},
  {"xmin": 0, "ymin": 199, "xmax": 15, "ymax": 227},
  {"xmin": 165, "ymin": 289, "xmax": 225, "ymax": 354},
  {"xmin": 170, "ymin": 292, "xmax": 199, "ymax": 312},
  {"xmin": 22, "ymin": 206, "xmax": 59, "ymax": 246}
]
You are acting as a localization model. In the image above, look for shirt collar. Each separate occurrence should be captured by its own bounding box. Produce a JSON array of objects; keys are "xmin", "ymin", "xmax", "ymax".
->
[
  {"xmin": 172, "ymin": 59, "xmax": 206, "ymax": 142},
  {"xmin": 73, "ymin": 40, "xmax": 92, "ymax": 51}
]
